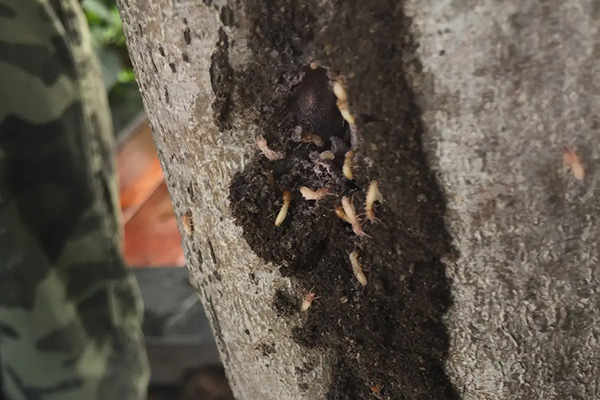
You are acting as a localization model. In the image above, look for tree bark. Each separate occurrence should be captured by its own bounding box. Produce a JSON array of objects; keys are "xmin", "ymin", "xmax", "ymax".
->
[{"xmin": 118, "ymin": 0, "xmax": 600, "ymax": 399}]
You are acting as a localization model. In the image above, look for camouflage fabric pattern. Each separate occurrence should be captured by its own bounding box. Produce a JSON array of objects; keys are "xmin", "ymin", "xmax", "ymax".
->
[{"xmin": 0, "ymin": 0, "xmax": 149, "ymax": 399}]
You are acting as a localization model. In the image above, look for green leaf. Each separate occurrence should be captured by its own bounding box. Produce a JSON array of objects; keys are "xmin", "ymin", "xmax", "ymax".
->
[
  {"xmin": 117, "ymin": 69, "xmax": 136, "ymax": 84},
  {"xmin": 82, "ymin": 0, "xmax": 113, "ymax": 24}
]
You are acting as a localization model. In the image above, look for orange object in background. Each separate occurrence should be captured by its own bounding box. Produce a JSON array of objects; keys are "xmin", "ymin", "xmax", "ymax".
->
[{"xmin": 117, "ymin": 116, "xmax": 185, "ymax": 267}]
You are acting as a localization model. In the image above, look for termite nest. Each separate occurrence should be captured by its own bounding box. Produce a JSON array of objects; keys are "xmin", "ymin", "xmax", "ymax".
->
[
  {"xmin": 230, "ymin": 63, "xmax": 456, "ymax": 399},
  {"xmin": 230, "ymin": 66, "xmax": 381, "ymax": 283}
]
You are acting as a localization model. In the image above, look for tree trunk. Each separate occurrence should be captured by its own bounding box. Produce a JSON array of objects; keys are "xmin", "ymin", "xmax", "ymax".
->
[{"xmin": 118, "ymin": 0, "xmax": 599, "ymax": 399}]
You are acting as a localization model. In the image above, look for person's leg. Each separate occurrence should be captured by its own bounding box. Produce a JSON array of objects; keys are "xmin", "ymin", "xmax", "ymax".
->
[{"xmin": 0, "ymin": 0, "xmax": 149, "ymax": 399}]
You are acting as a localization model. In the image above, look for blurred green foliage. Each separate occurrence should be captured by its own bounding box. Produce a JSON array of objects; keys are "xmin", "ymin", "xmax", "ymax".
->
[
  {"xmin": 83, "ymin": 0, "xmax": 135, "ymax": 93},
  {"xmin": 83, "ymin": 0, "xmax": 143, "ymax": 135}
]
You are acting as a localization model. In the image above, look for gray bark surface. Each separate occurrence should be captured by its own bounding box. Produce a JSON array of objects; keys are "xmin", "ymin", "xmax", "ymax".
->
[
  {"xmin": 409, "ymin": 2, "xmax": 600, "ymax": 399},
  {"xmin": 118, "ymin": 2, "xmax": 334, "ymax": 399},
  {"xmin": 118, "ymin": 0, "xmax": 599, "ymax": 399}
]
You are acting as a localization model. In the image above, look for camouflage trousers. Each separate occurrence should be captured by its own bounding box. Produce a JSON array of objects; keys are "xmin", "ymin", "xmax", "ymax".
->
[{"xmin": 0, "ymin": 0, "xmax": 149, "ymax": 399}]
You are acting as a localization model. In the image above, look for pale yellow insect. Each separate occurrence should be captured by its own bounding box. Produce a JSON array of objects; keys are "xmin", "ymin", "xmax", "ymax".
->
[
  {"xmin": 333, "ymin": 76, "xmax": 355, "ymax": 125},
  {"xmin": 300, "ymin": 186, "xmax": 332, "ymax": 201},
  {"xmin": 342, "ymin": 196, "xmax": 369, "ymax": 237},
  {"xmin": 349, "ymin": 250, "xmax": 367, "ymax": 286},
  {"xmin": 181, "ymin": 210, "xmax": 194, "ymax": 236},
  {"xmin": 563, "ymin": 147, "xmax": 584, "ymax": 180},
  {"xmin": 337, "ymin": 100, "xmax": 356, "ymax": 125},
  {"xmin": 343, "ymin": 150, "xmax": 355, "ymax": 180},
  {"xmin": 320, "ymin": 150, "xmax": 335, "ymax": 160},
  {"xmin": 370, "ymin": 384, "xmax": 382, "ymax": 395},
  {"xmin": 365, "ymin": 180, "xmax": 383, "ymax": 223},
  {"xmin": 301, "ymin": 291, "xmax": 317, "ymax": 312},
  {"xmin": 256, "ymin": 136, "xmax": 285, "ymax": 161},
  {"xmin": 334, "ymin": 205, "xmax": 353, "ymax": 224},
  {"xmin": 309, "ymin": 61, "xmax": 319, "ymax": 70},
  {"xmin": 333, "ymin": 80, "xmax": 348, "ymax": 102},
  {"xmin": 300, "ymin": 131, "xmax": 324, "ymax": 147},
  {"xmin": 275, "ymin": 190, "xmax": 292, "ymax": 226}
]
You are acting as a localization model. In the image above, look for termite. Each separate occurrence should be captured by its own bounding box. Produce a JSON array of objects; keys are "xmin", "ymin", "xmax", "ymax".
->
[
  {"xmin": 334, "ymin": 205, "xmax": 353, "ymax": 223},
  {"xmin": 370, "ymin": 384, "xmax": 381, "ymax": 394},
  {"xmin": 365, "ymin": 180, "xmax": 383, "ymax": 223},
  {"xmin": 181, "ymin": 210, "xmax": 194, "ymax": 236},
  {"xmin": 337, "ymin": 100, "xmax": 356, "ymax": 125},
  {"xmin": 333, "ymin": 80, "xmax": 348, "ymax": 103},
  {"xmin": 309, "ymin": 61, "xmax": 319, "ymax": 70},
  {"xmin": 275, "ymin": 190, "xmax": 292, "ymax": 226},
  {"xmin": 300, "ymin": 186, "xmax": 332, "ymax": 201},
  {"xmin": 343, "ymin": 150, "xmax": 355, "ymax": 180},
  {"xmin": 332, "ymin": 75, "xmax": 355, "ymax": 125},
  {"xmin": 342, "ymin": 196, "xmax": 369, "ymax": 237},
  {"xmin": 256, "ymin": 136, "xmax": 285, "ymax": 161},
  {"xmin": 562, "ymin": 146, "xmax": 584, "ymax": 180},
  {"xmin": 301, "ymin": 291, "xmax": 317, "ymax": 312},
  {"xmin": 320, "ymin": 150, "xmax": 335, "ymax": 160},
  {"xmin": 300, "ymin": 131, "xmax": 324, "ymax": 147},
  {"xmin": 349, "ymin": 250, "xmax": 367, "ymax": 286}
]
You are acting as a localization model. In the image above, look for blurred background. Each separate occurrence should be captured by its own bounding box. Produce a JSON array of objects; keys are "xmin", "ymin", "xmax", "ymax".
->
[{"xmin": 82, "ymin": 1, "xmax": 229, "ymax": 399}]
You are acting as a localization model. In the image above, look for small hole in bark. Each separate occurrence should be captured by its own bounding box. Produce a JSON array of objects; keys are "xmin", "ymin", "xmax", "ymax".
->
[
  {"xmin": 289, "ymin": 67, "xmax": 346, "ymax": 140},
  {"xmin": 220, "ymin": 5, "xmax": 234, "ymax": 27},
  {"xmin": 184, "ymin": 27, "xmax": 191, "ymax": 45}
]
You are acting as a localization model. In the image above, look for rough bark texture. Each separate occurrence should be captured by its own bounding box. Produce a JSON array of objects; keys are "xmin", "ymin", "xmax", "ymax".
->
[
  {"xmin": 118, "ymin": 0, "xmax": 599, "ymax": 399},
  {"xmin": 410, "ymin": 2, "xmax": 600, "ymax": 399}
]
